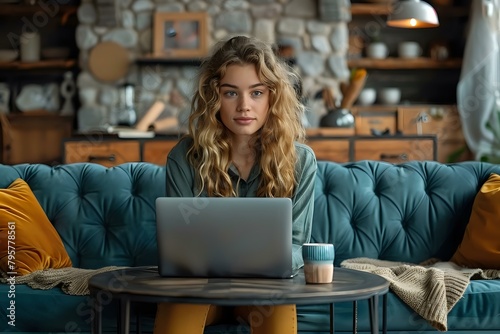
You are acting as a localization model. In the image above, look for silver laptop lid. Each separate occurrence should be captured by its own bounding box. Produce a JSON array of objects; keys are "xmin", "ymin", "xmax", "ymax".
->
[{"xmin": 156, "ymin": 197, "xmax": 293, "ymax": 278}]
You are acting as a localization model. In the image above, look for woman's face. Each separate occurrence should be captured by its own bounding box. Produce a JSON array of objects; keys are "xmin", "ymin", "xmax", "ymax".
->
[{"xmin": 219, "ymin": 63, "xmax": 270, "ymax": 140}]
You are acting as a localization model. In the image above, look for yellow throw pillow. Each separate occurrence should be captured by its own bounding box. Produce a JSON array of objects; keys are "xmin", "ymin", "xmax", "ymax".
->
[
  {"xmin": 451, "ymin": 173, "xmax": 500, "ymax": 269},
  {"xmin": 0, "ymin": 178, "xmax": 72, "ymax": 276}
]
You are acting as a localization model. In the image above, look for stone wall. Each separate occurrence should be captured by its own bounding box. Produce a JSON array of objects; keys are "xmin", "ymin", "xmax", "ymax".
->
[{"xmin": 75, "ymin": 0, "xmax": 350, "ymax": 132}]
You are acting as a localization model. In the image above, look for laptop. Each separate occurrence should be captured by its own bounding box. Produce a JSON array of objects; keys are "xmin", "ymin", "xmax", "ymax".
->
[{"xmin": 155, "ymin": 197, "xmax": 294, "ymax": 279}]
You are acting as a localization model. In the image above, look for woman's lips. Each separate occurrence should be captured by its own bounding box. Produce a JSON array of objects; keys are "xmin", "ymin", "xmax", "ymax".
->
[{"xmin": 234, "ymin": 117, "xmax": 255, "ymax": 125}]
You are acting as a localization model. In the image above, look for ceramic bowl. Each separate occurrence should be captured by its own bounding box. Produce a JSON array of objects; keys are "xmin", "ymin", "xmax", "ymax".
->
[
  {"xmin": 378, "ymin": 88, "xmax": 401, "ymax": 105},
  {"xmin": 0, "ymin": 49, "xmax": 19, "ymax": 62},
  {"xmin": 357, "ymin": 88, "xmax": 377, "ymax": 106}
]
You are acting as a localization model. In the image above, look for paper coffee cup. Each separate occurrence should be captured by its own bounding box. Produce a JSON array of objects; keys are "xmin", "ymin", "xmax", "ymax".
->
[{"xmin": 302, "ymin": 243, "xmax": 335, "ymax": 284}]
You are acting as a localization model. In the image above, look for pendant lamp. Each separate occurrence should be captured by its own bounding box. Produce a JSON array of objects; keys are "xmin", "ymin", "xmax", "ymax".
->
[{"xmin": 387, "ymin": 0, "xmax": 439, "ymax": 28}]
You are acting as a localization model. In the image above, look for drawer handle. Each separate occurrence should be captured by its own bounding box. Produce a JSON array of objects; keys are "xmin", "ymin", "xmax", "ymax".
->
[
  {"xmin": 88, "ymin": 154, "xmax": 116, "ymax": 162},
  {"xmin": 380, "ymin": 153, "xmax": 408, "ymax": 161}
]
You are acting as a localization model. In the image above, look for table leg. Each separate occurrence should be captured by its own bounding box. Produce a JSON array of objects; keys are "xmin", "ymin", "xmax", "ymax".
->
[
  {"xmin": 136, "ymin": 303, "xmax": 142, "ymax": 334},
  {"xmin": 91, "ymin": 293, "xmax": 102, "ymax": 334},
  {"xmin": 382, "ymin": 294, "xmax": 387, "ymax": 334},
  {"xmin": 352, "ymin": 301, "xmax": 358, "ymax": 334},
  {"xmin": 119, "ymin": 299, "xmax": 131, "ymax": 334},
  {"xmin": 330, "ymin": 303, "xmax": 335, "ymax": 334},
  {"xmin": 368, "ymin": 295, "xmax": 380, "ymax": 334}
]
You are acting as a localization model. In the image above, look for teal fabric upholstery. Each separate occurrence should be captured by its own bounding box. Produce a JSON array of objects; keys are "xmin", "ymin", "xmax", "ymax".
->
[{"xmin": 0, "ymin": 160, "xmax": 499, "ymax": 333}]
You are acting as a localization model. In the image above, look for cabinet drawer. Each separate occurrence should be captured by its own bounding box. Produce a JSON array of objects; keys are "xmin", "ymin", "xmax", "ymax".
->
[
  {"xmin": 305, "ymin": 139, "xmax": 350, "ymax": 162},
  {"xmin": 354, "ymin": 138, "xmax": 435, "ymax": 162},
  {"xmin": 355, "ymin": 111, "xmax": 397, "ymax": 136},
  {"xmin": 143, "ymin": 140, "xmax": 179, "ymax": 165},
  {"xmin": 398, "ymin": 106, "xmax": 464, "ymax": 141},
  {"xmin": 64, "ymin": 141, "xmax": 140, "ymax": 167}
]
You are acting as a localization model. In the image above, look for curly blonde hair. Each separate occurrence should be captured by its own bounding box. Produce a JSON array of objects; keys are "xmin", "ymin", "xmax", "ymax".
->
[{"xmin": 187, "ymin": 35, "xmax": 305, "ymax": 198}]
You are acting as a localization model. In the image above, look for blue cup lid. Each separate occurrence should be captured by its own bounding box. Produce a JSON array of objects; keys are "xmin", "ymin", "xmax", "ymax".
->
[{"xmin": 302, "ymin": 243, "xmax": 335, "ymax": 262}]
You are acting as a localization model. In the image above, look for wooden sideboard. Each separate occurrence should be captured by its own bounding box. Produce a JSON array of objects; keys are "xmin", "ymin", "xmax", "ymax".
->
[
  {"xmin": 351, "ymin": 105, "xmax": 471, "ymax": 163},
  {"xmin": 62, "ymin": 104, "xmax": 467, "ymax": 167},
  {"xmin": 63, "ymin": 135, "xmax": 181, "ymax": 167},
  {"xmin": 63, "ymin": 133, "xmax": 437, "ymax": 167}
]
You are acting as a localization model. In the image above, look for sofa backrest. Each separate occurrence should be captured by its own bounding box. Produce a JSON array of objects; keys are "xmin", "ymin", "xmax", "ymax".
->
[
  {"xmin": 311, "ymin": 160, "xmax": 500, "ymax": 265},
  {"xmin": 1, "ymin": 160, "xmax": 499, "ymax": 269},
  {"xmin": 0, "ymin": 162, "xmax": 166, "ymax": 269}
]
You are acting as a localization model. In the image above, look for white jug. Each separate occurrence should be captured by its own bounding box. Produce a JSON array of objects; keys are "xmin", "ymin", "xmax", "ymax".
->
[{"xmin": 20, "ymin": 32, "xmax": 40, "ymax": 62}]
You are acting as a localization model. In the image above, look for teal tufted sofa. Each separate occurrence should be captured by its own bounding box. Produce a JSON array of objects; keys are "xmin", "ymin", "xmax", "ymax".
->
[{"xmin": 1, "ymin": 160, "xmax": 500, "ymax": 333}]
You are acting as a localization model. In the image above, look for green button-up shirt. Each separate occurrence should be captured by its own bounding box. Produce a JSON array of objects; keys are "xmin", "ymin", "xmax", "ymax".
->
[{"xmin": 165, "ymin": 137, "xmax": 317, "ymax": 271}]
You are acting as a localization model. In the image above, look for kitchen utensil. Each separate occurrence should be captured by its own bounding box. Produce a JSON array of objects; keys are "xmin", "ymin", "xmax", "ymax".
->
[
  {"xmin": 340, "ymin": 68, "xmax": 368, "ymax": 109},
  {"xmin": 322, "ymin": 87, "xmax": 336, "ymax": 110}
]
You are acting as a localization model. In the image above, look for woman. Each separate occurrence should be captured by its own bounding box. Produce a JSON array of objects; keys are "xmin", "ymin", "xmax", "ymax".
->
[{"xmin": 155, "ymin": 35, "xmax": 317, "ymax": 334}]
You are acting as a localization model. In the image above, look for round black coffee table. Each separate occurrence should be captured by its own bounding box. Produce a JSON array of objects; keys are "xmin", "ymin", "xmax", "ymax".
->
[{"xmin": 88, "ymin": 266, "xmax": 389, "ymax": 334}]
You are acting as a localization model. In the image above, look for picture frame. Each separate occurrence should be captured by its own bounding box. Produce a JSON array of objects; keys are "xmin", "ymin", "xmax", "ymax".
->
[{"xmin": 153, "ymin": 12, "xmax": 208, "ymax": 59}]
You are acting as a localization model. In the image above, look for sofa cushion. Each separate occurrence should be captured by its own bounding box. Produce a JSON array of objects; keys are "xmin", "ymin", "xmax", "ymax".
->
[
  {"xmin": 451, "ymin": 173, "xmax": 500, "ymax": 269},
  {"xmin": 0, "ymin": 178, "xmax": 72, "ymax": 276}
]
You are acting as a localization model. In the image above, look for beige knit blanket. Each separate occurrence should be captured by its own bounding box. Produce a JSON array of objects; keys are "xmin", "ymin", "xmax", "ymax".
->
[
  {"xmin": 341, "ymin": 258, "xmax": 500, "ymax": 332},
  {"xmin": 0, "ymin": 266, "xmax": 127, "ymax": 296}
]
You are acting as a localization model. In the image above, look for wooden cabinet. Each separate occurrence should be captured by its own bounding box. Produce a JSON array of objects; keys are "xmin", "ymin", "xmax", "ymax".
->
[
  {"xmin": 142, "ymin": 140, "xmax": 179, "ymax": 165},
  {"xmin": 353, "ymin": 137, "xmax": 435, "ymax": 163},
  {"xmin": 63, "ymin": 134, "xmax": 438, "ymax": 166},
  {"xmin": 306, "ymin": 135, "xmax": 437, "ymax": 163},
  {"xmin": 305, "ymin": 138, "xmax": 350, "ymax": 162},
  {"xmin": 0, "ymin": 113, "xmax": 73, "ymax": 165},
  {"xmin": 63, "ymin": 137, "xmax": 180, "ymax": 167},
  {"xmin": 355, "ymin": 110, "xmax": 398, "ymax": 136},
  {"xmin": 64, "ymin": 140, "xmax": 141, "ymax": 167},
  {"xmin": 396, "ymin": 105, "xmax": 470, "ymax": 162},
  {"xmin": 349, "ymin": 105, "xmax": 471, "ymax": 162}
]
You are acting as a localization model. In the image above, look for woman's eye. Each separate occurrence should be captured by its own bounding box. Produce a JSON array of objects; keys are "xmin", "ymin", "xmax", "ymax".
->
[
  {"xmin": 252, "ymin": 91, "xmax": 263, "ymax": 97},
  {"xmin": 223, "ymin": 91, "xmax": 237, "ymax": 97}
]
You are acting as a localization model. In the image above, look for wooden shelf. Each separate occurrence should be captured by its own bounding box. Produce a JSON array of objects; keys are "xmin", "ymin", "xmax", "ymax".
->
[
  {"xmin": 6, "ymin": 110, "xmax": 74, "ymax": 119},
  {"xmin": 348, "ymin": 57, "xmax": 462, "ymax": 69},
  {"xmin": 0, "ymin": 59, "xmax": 77, "ymax": 70},
  {"xmin": 136, "ymin": 56, "xmax": 202, "ymax": 66},
  {"xmin": 0, "ymin": 4, "xmax": 78, "ymax": 16},
  {"xmin": 306, "ymin": 127, "xmax": 355, "ymax": 137},
  {"xmin": 135, "ymin": 56, "xmax": 295, "ymax": 66},
  {"xmin": 351, "ymin": 3, "xmax": 392, "ymax": 16},
  {"xmin": 351, "ymin": 3, "xmax": 470, "ymax": 18}
]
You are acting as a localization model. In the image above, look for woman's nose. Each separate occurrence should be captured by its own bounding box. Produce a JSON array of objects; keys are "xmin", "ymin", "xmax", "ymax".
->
[{"xmin": 237, "ymin": 96, "xmax": 250, "ymax": 111}]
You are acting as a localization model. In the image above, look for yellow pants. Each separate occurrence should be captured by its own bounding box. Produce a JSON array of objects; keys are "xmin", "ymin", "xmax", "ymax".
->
[{"xmin": 154, "ymin": 303, "xmax": 297, "ymax": 334}]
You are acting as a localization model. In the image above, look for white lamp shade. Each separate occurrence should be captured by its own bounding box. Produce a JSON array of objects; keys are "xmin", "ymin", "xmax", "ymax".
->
[{"xmin": 387, "ymin": 0, "xmax": 439, "ymax": 28}]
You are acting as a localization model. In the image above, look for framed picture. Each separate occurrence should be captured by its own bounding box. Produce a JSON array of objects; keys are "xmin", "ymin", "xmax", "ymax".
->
[{"xmin": 153, "ymin": 12, "xmax": 208, "ymax": 59}]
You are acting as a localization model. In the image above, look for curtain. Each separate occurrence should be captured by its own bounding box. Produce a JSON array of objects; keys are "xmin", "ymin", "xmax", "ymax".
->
[{"xmin": 457, "ymin": 0, "xmax": 500, "ymax": 160}]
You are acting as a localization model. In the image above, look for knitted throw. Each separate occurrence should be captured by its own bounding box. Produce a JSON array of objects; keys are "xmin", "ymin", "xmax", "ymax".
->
[
  {"xmin": 1, "ymin": 266, "xmax": 127, "ymax": 296},
  {"xmin": 341, "ymin": 258, "xmax": 500, "ymax": 331}
]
